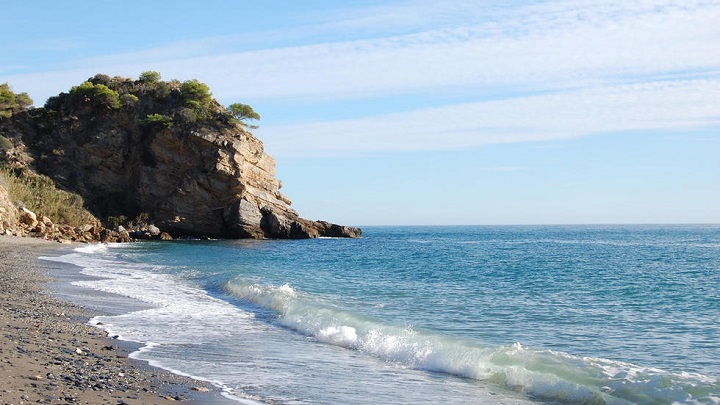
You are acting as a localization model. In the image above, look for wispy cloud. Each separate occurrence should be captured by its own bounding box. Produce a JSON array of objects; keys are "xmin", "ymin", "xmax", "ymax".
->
[
  {"xmin": 259, "ymin": 78, "xmax": 719, "ymax": 157},
  {"xmin": 2, "ymin": 0, "xmax": 718, "ymax": 157},
  {"xmin": 6, "ymin": 0, "xmax": 718, "ymax": 103},
  {"xmin": 153, "ymin": 0, "xmax": 720, "ymax": 101}
]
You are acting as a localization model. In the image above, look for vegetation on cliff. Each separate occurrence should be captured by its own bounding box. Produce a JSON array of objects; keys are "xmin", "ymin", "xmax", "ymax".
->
[
  {"xmin": 0, "ymin": 83, "xmax": 33, "ymax": 119},
  {"xmin": 43, "ymin": 71, "xmax": 256, "ymax": 129}
]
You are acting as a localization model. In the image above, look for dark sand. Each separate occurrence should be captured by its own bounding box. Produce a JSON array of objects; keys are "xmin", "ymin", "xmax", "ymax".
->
[{"xmin": 0, "ymin": 236, "xmax": 238, "ymax": 405}]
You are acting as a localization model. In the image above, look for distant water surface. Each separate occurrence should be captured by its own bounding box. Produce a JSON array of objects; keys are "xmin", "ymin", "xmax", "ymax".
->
[{"xmin": 42, "ymin": 225, "xmax": 720, "ymax": 404}]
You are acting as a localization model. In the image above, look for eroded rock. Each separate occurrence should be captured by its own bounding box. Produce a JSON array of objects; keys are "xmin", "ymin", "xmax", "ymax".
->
[{"xmin": 0, "ymin": 74, "xmax": 361, "ymax": 240}]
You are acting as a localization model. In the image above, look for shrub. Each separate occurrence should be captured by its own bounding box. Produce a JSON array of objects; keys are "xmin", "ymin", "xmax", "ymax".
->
[
  {"xmin": 138, "ymin": 71, "xmax": 161, "ymax": 83},
  {"xmin": 44, "ymin": 94, "xmax": 63, "ymax": 110},
  {"xmin": 140, "ymin": 113, "xmax": 174, "ymax": 128},
  {"xmin": 120, "ymin": 93, "xmax": 140, "ymax": 108},
  {"xmin": 16, "ymin": 93, "xmax": 32, "ymax": 108},
  {"xmin": 107, "ymin": 215, "xmax": 128, "ymax": 228},
  {"xmin": 181, "ymin": 79, "xmax": 213, "ymax": 119},
  {"xmin": 228, "ymin": 103, "xmax": 260, "ymax": 127},
  {"xmin": 130, "ymin": 212, "xmax": 150, "ymax": 228},
  {"xmin": 181, "ymin": 79, "xmax": 212, "ymax": 103},
  {"xmin": 154, "ymin": 81, "xmax": 173, "ymax": 99},
  {"xmin": 69, "ymin": 81, "xmax": 121, "ymax": 110},
  {"xmin": 89, "ymin": 74, "xmax": 112, "ymax": 86},
  {"xmin": 0, "ymin": 83, "xmax": 33, "ymax": 119}
]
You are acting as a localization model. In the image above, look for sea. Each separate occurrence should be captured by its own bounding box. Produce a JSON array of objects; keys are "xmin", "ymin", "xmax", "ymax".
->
[{"xmin": 41, "ymin": 225, "xmax": 720, "ymax": 404}]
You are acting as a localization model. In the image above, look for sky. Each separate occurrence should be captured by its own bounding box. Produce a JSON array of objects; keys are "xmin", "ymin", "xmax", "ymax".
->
[{"xmin": 1, "ymin": 0, "xmax": 719, "ymax": 226}]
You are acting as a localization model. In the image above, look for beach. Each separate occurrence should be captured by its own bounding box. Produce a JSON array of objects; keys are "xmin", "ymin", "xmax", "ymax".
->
[
  {"xmin": 0, "ymin": 236, "xmax": 227, "ymax": 405},
  {"xmin": 4, "ymin": 226, "xmax": 717, "ymax": 404},
  {"xmin": 52, "ymin": 225, "xmax": 713, "ymax": 404}
]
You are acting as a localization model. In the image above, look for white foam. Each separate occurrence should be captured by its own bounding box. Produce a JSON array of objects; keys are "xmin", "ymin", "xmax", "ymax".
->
[
  {"xmin": 225, "ymin": 279, "xmax": 720, "ymax": 405},
  {"xmin": 73, "ymin": 243, "xmax": 111, "ymax": 254},
  {"xmin": 127, "ymin": 344, "xmax": 260, "ymax": 405},
  {"xmin": 41, "ymin": 246, "xmax": 264, "ymax": 403},
  {"xmin": 42, "ymin": 245, "xmax": 720, "ymax": 405},
  {"xmin": 318, "ymin": 326, "xmax": 358, "ymax": 346}
]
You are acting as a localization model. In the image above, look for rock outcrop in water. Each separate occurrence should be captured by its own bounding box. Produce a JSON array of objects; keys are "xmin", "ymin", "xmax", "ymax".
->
[{"xmin": 0, "ymin": 73, "xmax": 360, "ymax": 239}]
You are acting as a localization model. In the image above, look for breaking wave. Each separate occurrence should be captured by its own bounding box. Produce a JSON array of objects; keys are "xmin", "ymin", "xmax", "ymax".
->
[{"xmin": 225, "ymin": 280, "xmax": 720, "ymax": 405}]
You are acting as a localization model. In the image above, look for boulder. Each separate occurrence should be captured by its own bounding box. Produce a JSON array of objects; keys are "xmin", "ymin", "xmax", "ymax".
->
[
  {"xmin": 40, "ymin": 215, "xmax": 53, "ymax": 227},
  {"xmin": 260, "ymin": 208, "xmax": 320, "ymax": 239},
  {"xmin": 147, "ymin": 224, "xmax": 161, "ymax": 236},
  {"xmin": 20, "ymin": 207, "xmax": 38, "ymax": 228},
  {"xmin": 33, "ymin": 223, "xmax": 46, "ymax": 234},
  {"xmin": 317, "ymin": 221, "xmax": 363, "ymax": 238},
  {"xmin": 117, "ymin": 230, "xmax": 131, "ymax": 243}
]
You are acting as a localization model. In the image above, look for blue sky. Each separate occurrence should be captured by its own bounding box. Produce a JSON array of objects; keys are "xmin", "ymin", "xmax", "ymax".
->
[{"xmin": 2, "ymin": 0, "xmax": 718, "ymax": 225}]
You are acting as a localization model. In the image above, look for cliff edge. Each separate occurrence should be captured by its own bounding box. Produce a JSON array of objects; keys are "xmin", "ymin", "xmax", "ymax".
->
[{"xmin": 0, "ymin": 73, "xmax": 360, "ymax": 239}]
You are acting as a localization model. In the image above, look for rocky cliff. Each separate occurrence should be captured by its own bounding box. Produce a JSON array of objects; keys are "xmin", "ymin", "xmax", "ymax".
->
[
  {"xmin": 0, "ymin": 181, "xmax": 18, "ymax": 232},
  {"xmin": 0, "ymin": 74, "xmax": 360, "ymax": 239}
]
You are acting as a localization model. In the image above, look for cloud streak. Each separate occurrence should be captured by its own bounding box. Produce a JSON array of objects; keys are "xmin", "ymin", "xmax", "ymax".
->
[
  {"xmin": 2, "ymin": 0, "xmax": 718, "ymax": 158},
  {"xmin": 6, "ymin": 0, "xmax": 719, "ymax": 102},
  {"xmin": 143, "ymin": 0, "xmax": 720, "ymax": 101},
  {"xmin": 259, "ymin": 78, "xmax": 719, "ymax": 157}
]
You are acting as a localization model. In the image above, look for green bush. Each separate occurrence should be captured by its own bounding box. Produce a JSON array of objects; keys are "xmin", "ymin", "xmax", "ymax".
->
[
  {"xmin": 138, "ymin": 71, "xmax": 161, "ymax": 83},
  {"xmin": 120, "ymin": 93, "xmax": 140, "ymax": 108},
  {"xmin": 228, "ymin": 103, "xmax": 260, "ymax": 128},
  {"xmin": 107, "ymin": 215, "xmax": 128, "ymax": 228},
  {"xmin": 0, "ymin": 83, "xmax": 33, "ymax": 119},
  {"xmin": 140, "ymin": 113, "xmax": 174, "ymax": 128},
  {"xmin": 181, "ymin": 79, "xmax": 212, "ymax": 103},
  {"xmin": 154, "ymin": 81, "xmax": 173, "ymax": 99},
  {"xmin": 181, "ymin": 79, "xmax": 213, "ymax": 119},
  {"xmin": 69, "ymin": 81, "xmax": 121, "ymax": 110}
]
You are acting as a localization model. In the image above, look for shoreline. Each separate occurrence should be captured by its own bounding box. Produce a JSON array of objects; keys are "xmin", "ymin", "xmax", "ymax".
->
[{"xmin": 0, "ymin": 235, "xmax": 235, "ymax": 404}]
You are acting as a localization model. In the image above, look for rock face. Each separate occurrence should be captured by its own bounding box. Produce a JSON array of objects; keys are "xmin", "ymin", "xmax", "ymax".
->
[
  {"xmin": 0, "ymin": 181, "xmax": 18, "ymax": 235},
  {"xmin": 0, "ymin": 75, "xmax": 360, "ymax": 239}
]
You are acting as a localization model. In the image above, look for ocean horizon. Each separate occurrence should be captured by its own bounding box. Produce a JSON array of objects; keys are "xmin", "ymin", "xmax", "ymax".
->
[{"xmin": 42, "ymin": 224, "xmax": 720, "ymax": 404}]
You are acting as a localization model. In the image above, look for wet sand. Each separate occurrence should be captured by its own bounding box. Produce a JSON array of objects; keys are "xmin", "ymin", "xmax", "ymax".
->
[{"xmin": 0, "ymin": 236, "xmax": 234, "ymax": 405}]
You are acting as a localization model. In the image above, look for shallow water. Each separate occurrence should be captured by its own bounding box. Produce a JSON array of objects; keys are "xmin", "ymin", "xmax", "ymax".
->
[{"xmin": 42, "ymin": 225, "xmax": 720, "ymax": 404}]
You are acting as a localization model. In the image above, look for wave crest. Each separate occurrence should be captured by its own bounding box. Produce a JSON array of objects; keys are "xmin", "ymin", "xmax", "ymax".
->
[{"xmin": 224, "ymin": 279, "xmax": 720, "ymax": 404}]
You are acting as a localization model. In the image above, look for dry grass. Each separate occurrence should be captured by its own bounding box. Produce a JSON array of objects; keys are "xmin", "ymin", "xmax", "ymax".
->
[{"xmin": 0, "ymin": 168, "xmax": 98, "ymax": 227}]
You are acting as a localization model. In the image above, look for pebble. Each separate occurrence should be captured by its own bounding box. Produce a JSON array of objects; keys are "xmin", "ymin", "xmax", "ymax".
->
[{"xmin": 1, "ymin": 241, "xmax": 223, "ymax": 405}]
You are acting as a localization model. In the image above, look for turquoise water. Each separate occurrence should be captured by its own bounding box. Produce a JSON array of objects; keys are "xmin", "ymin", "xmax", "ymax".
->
[{"xmin": 43, "ymin": 225, "xmax": 720, "ymax": 404}]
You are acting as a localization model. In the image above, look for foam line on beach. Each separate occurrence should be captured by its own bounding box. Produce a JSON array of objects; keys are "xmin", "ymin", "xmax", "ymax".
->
[{"xmin": 40, "ymin": 243, "xmax": 262, "ymax": 404}]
